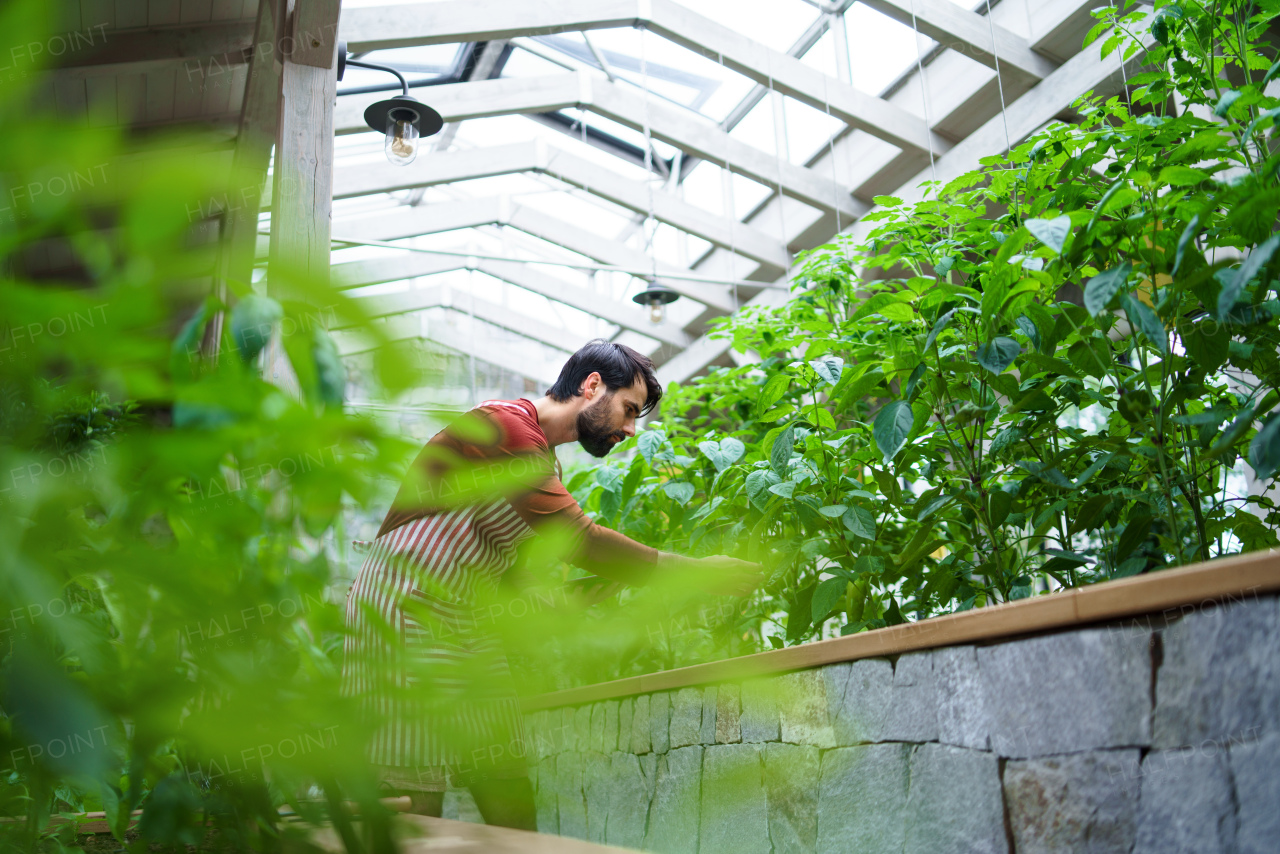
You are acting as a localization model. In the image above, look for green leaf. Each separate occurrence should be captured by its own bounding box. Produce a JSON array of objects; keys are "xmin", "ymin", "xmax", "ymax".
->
[
  {"xmin": 904, "ymin": 363, "xmax": 926, "ymax": 402},
  {"xmin": 1025, "ymin": 214, "xmax": 1072, "ymax": 254},
  {"xmin": 1213, "ymin": 89, "xmax": 1242, "ymax": 117},
  {"xmin": 637, "ymin": 428, "xmax": 666, "ymax": 463},
  {"xmin": 924, "ymin": 309, "xmax": 956, "ymax": 351},
  {"xmin": 990, "ymin": 425, "xmax": 1025, "ymax": 456},
  {"xmin": 745, "ymin": 469, "xmax": 781, "ymax": 509},
  {"xmin": 662, "ymin": 481, "xmax": 695, "ymax": 505},
  {"xmin": 770, "ymin": 423, "xmax": 795, "ymax": 478},
  {"xmin": 1219, "ymin": 233, "xmax": 1280, "ymax": 319},
  {"xmin": 699, "ymin": 437, "xmax": 745, "ymax": 472},
  {"xmin": 769, "ymin": 481, "xmax": 797, "ymax": 499},
  {"xmin": 872, "ymin": 400, "xmax": 914, "ymax": 464},
  {"xmin": 917, "ymin": 493, "xmax": 954, "ymax": 521},
  {"xmin": 230, "ymin": 293, "xmax": 282, "ymax": 363},
  {"xmin": 976, "ymin": 337, "xmax": 1020, "ymax": 375},
  {"xmin": 808, "ymin": 356, "xmax": 845, "ymax": 386},
  {"xmin": 1015, "ymin": 315, "xmax": 1040, "ymax": 349},
  {"xmin": 1157, "ymin": 165, "xmax": 1210, "ymax": 188},
  {"xmin": 1172, "ymin": 215, "xmax": 1200, "ymax": 275},
  {"xmin": 811, "ymin": 577, "xmax": 848, "ymax": 623},
  {"xmin": 1205, "ymin": 406, "xmax": 1256, "ymax": 461},
  {"xmin": 170, "ymin": 300, "xmax": 209, "ymax": 382},
  {"xmin": 819, "ymin": 504, "xmax": 847, "ymax": 518},
  {"xmin": 842, "ymin": 505, "xmax": 876, "ymax": 539},
  {"xmin": 757, "ymin": 373, "xmax": 791, "ymax": 415},
  {"xmin": 1248, "ymin": 412, "xmax": 1280, "ymax": 480},
  {"xmin": 1263, "ymin": 55, "xmax": 1280, "ymax": 85},
  {"xmin": 988, "ymin": 490, "xmax": 1012, "ymax": 527},
  {"xmin": 311, "ymin": 328, "xmax": 345, "ymax": 406},
  {"xmin": 1121, "ymin": 294, "xmax": 1167, "ymax": 354},
  {"xmin": 1115, "ymin": 513, "xmax": 1153, "ymax": 562},
  {"xmin": 1084, "ymin": 261, "xmax": 1132, "ymax": 316}
]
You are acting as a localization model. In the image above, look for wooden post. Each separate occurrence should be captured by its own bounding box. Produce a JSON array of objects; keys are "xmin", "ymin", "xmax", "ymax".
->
[
  {"xmin": 204, "ymin": 0, "xmax": 285, "ymax": 361},
  {"xmin": 263, "ymin": 0, "xmax": 342, "ymax": 394}
]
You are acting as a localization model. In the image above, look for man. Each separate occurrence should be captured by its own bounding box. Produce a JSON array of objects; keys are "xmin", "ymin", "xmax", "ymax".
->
[{"xmin": 342, "ymin": 340, "xmax": 761, "ymax": 829}]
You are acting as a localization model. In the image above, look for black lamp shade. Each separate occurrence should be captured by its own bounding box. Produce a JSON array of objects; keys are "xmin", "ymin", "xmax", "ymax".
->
[
  {"xmin": 364, "ymin": 95, "xmax": 443, "ymax": 137},
  {"xmin": 632, "ymin": 281, "xmax": 680, "ymax": 306}
]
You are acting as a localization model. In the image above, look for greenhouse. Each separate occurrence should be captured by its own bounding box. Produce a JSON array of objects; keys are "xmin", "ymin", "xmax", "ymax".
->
[{"xmin": 3, "ymin": 0, "xmax": 1280, "ymax": 851}]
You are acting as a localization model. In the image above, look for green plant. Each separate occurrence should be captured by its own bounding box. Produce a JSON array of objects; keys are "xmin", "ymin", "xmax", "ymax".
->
[{"xmin": 542, "ymin": 0, "xmax": 1280, "ymax": 669}]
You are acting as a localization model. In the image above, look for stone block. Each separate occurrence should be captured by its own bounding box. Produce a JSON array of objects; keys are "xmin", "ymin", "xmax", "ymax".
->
[
  {"xmin": 978, "ymin": 627, "xmax": 1151, "ymax": 758},
  {"xmin": 442, "ymin": 787, "xmax": 483, "ymax": 823},
  {"xmin": 817, "ymin": 744, "xmax": 911, "ymax": 854},
  {"xmin": 643, "ymin": 746, "xmax": 703, "ymax": 854},
  {"xmin": 603, "ymin": 700, "xmax": 619, "ymax": 753},
  {"xmin": 699, "ymin": 744, "xmax": 769, "ymax": 854},
  {"xmin": 574, "ymin": 704, "xmax": 592, "ymax": 754},
  {"xmin": 555, "ymin": 750, "xmax": 587, "ymax": 839},
  {"xmin": 934, "ymin": 645, "xmax": 989, "ymax": 750},
  {"xmin": 605, "ymin": 751, "xmax": 656, "ymax": 850},
  {"xmin": 1004, "ymin": 750, "xmax": 1141, "ymax": 853},
  {"xmin": 903, "ymin": 744, "xmax": 1007, "ymax": 854},
  {"xmin": 828, "ymin": 658, "xmax": 893, "ymax": 745},
  {"xmin": 560, "ymin": 707, "xmax": 577, "ymax": 753},
  {"xmin": 1133, "ymin": 748, "xmax": 1236, "ymax": 853},
  {"xmin": 716, "ymin": 684, "xmax": 742, "ymax": 744},
  {"xmin": 1154, "ymin": 595, "xmax": 1280, "ymax": 748},
  {"xmin": 890, "ymin": 651, "xmax": 939, "ymax": 742},
  {"xmin": 526, "ymin": 711, "xmax": 547, "ymax": 761},
  {"xmin": 589, "ymin": 703, "xmax": 606, "ymax": 754},
  {"xmin": 700, "ymin": 686, "xmax": 719, "ymax": 744},
  {"xmin": 619, "ymin": 697, "xmax": 633, "ymax": 753},
  {"xmin": 741, "ymin": 678, "xmax": 780, "ymax": 742},
  {"xmin": 1230, "ymin": 732, "xmax": 1280, "ymax": 854},
  {"xmin": 632, "ymin": 693, "xmax": 652, "ymax": 754},
  {"xmin": 583, "ymin": 751, "xmax": 611, "ymax": 844},
  {"xmin": 779, "ymin": 670, "xmax": 835, "ymax": 747},
  {"xmin": 651, "ymin": 692, "xmax": 671, "ymax": 753},
  {"xmin": 764, "ymin": 742, "xmax": 819, "ymax": 854},
  {"xmin": 534, "ymin": 756, "xmax": 558, "ymax": 834},
  {"xmin": 670, "ymin": 687, "xmax": 703, "ymax": 748}
]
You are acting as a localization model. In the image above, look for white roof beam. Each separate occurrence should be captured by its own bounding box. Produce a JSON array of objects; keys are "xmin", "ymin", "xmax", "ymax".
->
[
  {"xmin": 316, "ymin": 140, "xmax": 790, "ymax": 271},
  {"xmin": 329, "ymin": 251, "xmax": 693, "ymax": 348},
  {"xmin": 327, "ymin": 196, "xmax": 737, "ymax": 312},
  {"xmin": 659, "ymin": 15, "xmax": 1154, "ymax": 386},
  {"xmin": 333, "ymin": 72, "xmax": 865, "ymax": 222},
  {"xmin": 340, "ymin": 0, "xmax": 943, "ymax": 155},
  {"xmin": 857, "ymin": 0, "xmax": 1057, "ymax": 81}
]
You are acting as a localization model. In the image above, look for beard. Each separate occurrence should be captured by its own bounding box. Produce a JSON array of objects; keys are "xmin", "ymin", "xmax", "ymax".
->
[{"xmin": 577, "ymin": 395, "xmax": 626, "ymax": 458}]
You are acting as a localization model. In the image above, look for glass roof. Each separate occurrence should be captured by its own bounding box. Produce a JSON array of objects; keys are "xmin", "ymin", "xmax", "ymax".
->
[{"xmin": 327, "ymin": 0, "xmax": 1031, "ymax": 388}]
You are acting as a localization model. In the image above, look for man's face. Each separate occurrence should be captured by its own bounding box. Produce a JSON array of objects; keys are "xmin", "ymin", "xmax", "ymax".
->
[{"xmin": 576, "ymin": 375, "xmax": 647, "ymax": 458}]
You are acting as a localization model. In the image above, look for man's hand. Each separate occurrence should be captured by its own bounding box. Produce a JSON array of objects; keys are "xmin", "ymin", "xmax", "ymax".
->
[{"xmin": 689, "ymin": 555, "xmax": 764, "ymax": 597}]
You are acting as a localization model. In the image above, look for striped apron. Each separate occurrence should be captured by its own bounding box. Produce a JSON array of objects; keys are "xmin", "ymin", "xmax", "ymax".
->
[{"xmin": 341, "ymin": 497, "xmax": 537, "ymax": 789}]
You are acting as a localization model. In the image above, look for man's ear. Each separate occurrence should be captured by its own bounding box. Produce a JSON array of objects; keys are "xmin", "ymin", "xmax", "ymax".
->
[{"xmin": 580, "ymin": 371, "xmax": 603, "ymax": 399}]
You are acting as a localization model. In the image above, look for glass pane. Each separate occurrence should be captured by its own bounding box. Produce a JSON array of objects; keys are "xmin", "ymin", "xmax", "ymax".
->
[
  {"xmin": 842, "ymin": 2, "xmax": 934, "ymax": 97},
  {"xmin": 674, "ymin": 0, "xmax": 823, "ymax": 52}
]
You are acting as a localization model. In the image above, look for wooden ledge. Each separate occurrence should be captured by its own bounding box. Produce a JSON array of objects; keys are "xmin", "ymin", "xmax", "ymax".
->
[
  {"xmin": 310, "ymin": 815, "xmax": 636, "ymax": 853},
  {"xmin": 522, "ymin": 549, "xmax": 1280, "ymax": 711}
]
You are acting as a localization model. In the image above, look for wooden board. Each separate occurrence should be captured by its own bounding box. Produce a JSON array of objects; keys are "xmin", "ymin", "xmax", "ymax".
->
[{"xmin": 522, "ymin": 549, "xmax": 1280, "ymax": 710}]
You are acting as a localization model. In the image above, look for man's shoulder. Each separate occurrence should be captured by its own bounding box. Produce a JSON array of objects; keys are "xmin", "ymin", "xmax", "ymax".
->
[{"xmin": 475, "ymin": 399, "xmax": 546, "ymax": 451}]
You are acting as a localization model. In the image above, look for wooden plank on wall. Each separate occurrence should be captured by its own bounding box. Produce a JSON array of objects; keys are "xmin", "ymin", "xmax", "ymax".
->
[{"xmin": 522, "ymin": 549, "xmax": 1280, "ymax": 710}]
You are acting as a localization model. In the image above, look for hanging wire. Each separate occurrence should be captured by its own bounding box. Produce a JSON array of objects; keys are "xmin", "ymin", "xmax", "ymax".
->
[
  {"xmin": 765, "ymin": 53, "xmax": 792, "ymax": 270},
  {"xmin": 716, "ymin": 49, "xmax": 739, "ymax": 310},
  {"xmin": 906, "ymin": 0, "xmax": 939, "ymax": 184},
  {"xmin": 983, "ymin": 0, "xmax": 1014, "ymax": 156},
  {"xmin": 639, "ymin": 25, "xmax": 660, "ymax": 288}
]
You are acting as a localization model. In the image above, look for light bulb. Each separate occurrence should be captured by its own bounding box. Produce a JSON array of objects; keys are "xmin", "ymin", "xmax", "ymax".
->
[
  {"xmin": 385, "ymin": 114, "xmax": 419, "ymax": 166},
  {"xmin": 648, "ymin": 298, "xmax": 665, "ymax": 324}
]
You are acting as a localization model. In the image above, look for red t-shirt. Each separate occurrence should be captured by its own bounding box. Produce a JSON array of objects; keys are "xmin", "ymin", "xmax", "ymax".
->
[{"xmin": 377, "ymin": 398, "xmax": 657, "ymax": 578}]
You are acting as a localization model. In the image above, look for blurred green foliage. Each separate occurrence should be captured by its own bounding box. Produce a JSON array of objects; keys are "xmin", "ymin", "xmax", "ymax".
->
[{"xmin": 530, "ymin": 0, "xmax": 1280, "ymax": 682}]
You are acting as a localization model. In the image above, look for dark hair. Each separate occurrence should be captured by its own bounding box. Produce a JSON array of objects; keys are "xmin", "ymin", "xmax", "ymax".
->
[{"xmin": 546, "ymin": 339, "xmax": 663, "ymax": 416}]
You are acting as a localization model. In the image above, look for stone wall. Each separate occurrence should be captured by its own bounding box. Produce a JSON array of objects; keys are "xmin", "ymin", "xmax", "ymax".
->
[{"xmin": 511, "ymin": 591, "xmax": 1279, "ymax": 853}]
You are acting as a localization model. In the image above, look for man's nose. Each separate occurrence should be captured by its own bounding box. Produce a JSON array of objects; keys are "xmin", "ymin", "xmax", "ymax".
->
[{"xmin": 622, "ymin": 419, "xmax": 636, "ymax": 438}]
